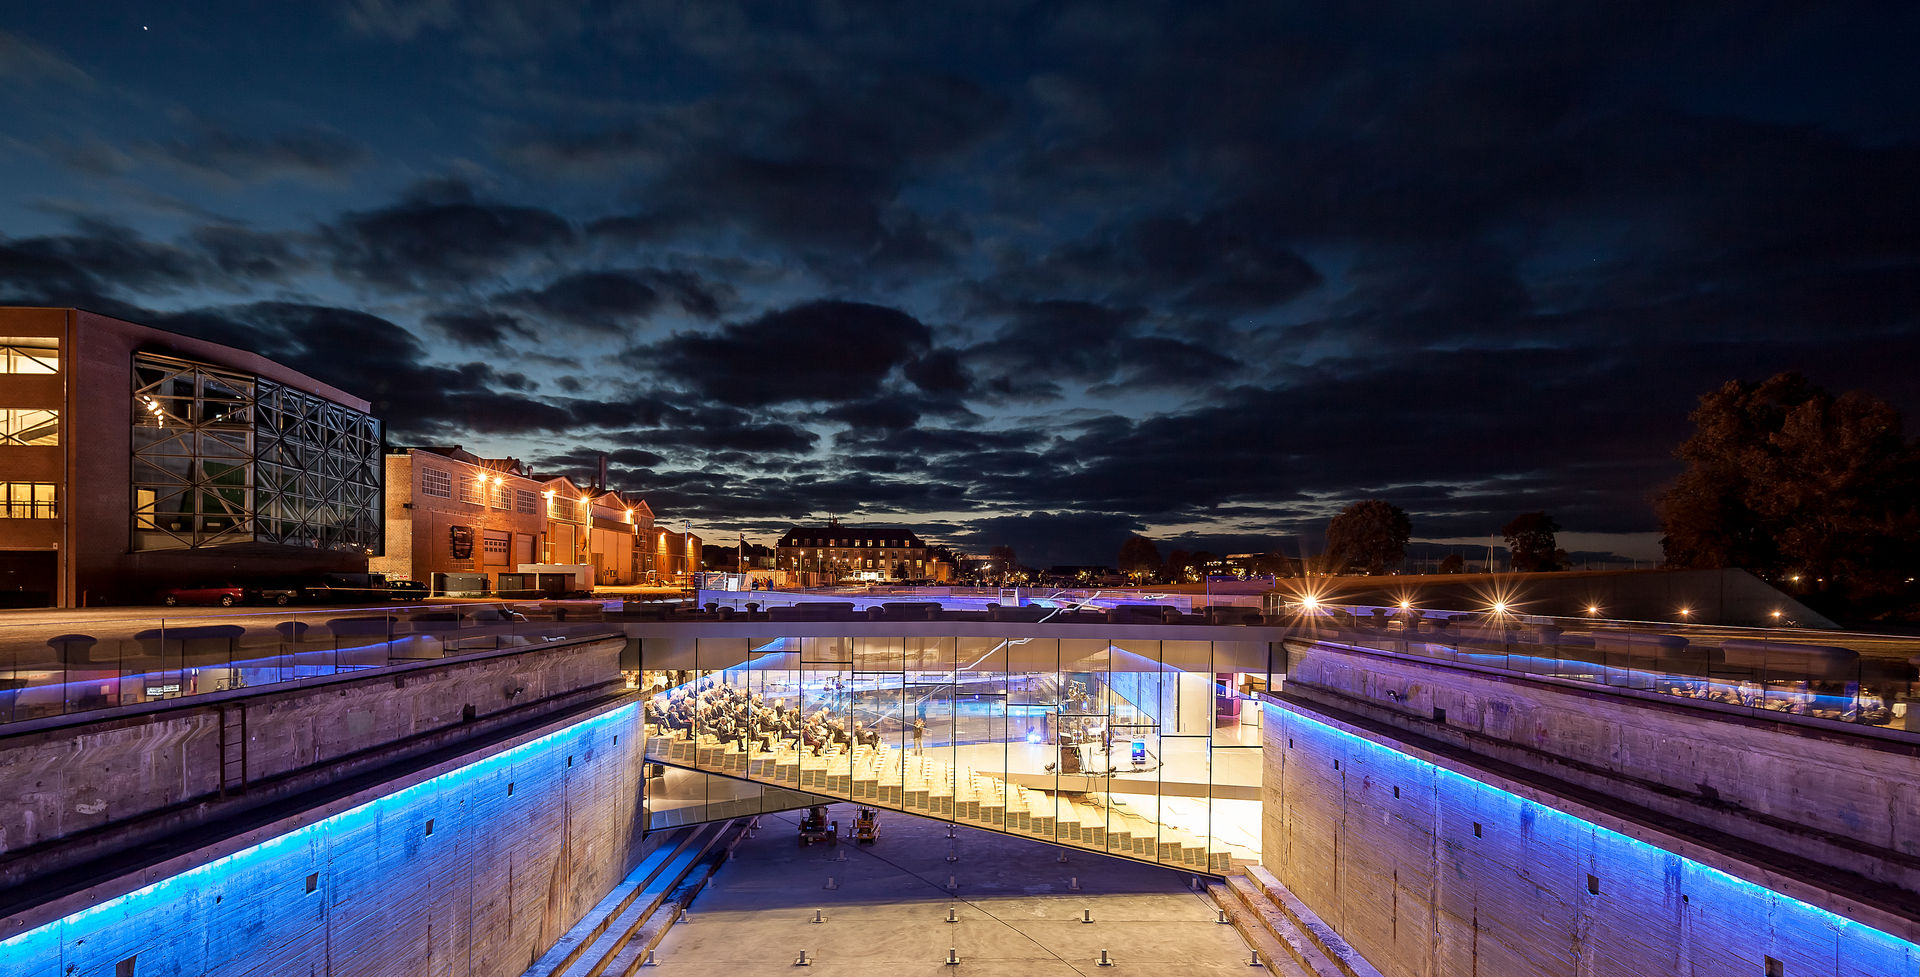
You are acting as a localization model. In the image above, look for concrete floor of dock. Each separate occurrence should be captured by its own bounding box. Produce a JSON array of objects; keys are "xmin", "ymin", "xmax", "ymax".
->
[{"xmin": 648, "ymin": 802, "xmax": 1263, "ymax": 976}]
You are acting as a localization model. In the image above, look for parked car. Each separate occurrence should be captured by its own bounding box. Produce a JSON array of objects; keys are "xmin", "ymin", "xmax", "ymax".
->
[
  {"xmin": 247, "ymin": 579, "xmax": 302, "ymax": 606},
  {"xmin": 159, "ymin": 582, "xmax": 246, "ymax": 607},
  {"xmin": 386, "ymin": 579, "xmax": 429, "ymax": 601}
]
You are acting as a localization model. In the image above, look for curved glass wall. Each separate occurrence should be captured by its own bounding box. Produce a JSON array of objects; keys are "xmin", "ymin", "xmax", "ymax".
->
[{"xmin": 640, "ymin": 633, "xmax": 1273, "ymax": 873}]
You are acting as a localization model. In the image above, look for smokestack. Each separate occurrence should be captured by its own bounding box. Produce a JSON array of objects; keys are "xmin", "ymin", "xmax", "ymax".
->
[{"xmin": 598, "ymin": 453, "xmax": 608, "ymax": 492}]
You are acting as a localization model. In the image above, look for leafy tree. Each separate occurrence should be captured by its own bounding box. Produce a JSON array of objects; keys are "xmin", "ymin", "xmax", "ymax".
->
[
  {"xmin": 1323, "ymin": 499, "xmax": 1412, "ymax": 574},
  {"xmin": 1118, "ymin": 535, "xmax": 1163, "ymax": 581},
  {"xmin": 1438, "ymin": 553, "xmax": 1466, "ymax": 574},
  {"xmin": 1502, "ymin": 512, "xmax": 1562, "ymax": 572},
  {"xmin": 1657, "ymin": 372, "xmax": 1920, "ymax": 594},
  {"xmin": 1165, "ymin": 549, "xmax": 1194, "ymax": 581}
]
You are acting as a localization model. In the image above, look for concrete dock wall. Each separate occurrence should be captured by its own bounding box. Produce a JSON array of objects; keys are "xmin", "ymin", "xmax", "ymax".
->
[
  {"xmin": 1280, "ymin": 639, "xmax": 1920, "ymax": 904},
  {"xmin": 0, "ymin": 636, "xmax": 624, "ymax": 890},
  {"xmin": 1261, "ymin": 699, "xmax": 1920, "ymax": 977},
  {"xmin": 1, "ymin": 701, "xmax": 649, "ymax": 977}
]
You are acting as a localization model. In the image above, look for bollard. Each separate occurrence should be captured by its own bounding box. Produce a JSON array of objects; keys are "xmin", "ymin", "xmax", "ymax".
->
[
  {"xmin": 1069, "ymin": 876, "xmax": 1081, "ymax": 890},
  {"xmin": 1097, "ymin": 949, "xmax": 1113, "ymax": 967},
  {"xmin": 813, "ymin": 909, "xmax": 824, "ymax": 924},
  {"xmin": 1249, "ymin": 950, "xmax": 1262, "ymax": 967},
  {"xmin": 641, "ymin": 949, "xmax": 655, "ymax": 967},
  {"xmin": 946, "ymin": 875, "xmax": 958, "ymax": 890},
  {"xmin": 836, "ymin": 848, "xmax": 848, "ymax": 862},
  {"xmin": 796, "ymin": 949, "xmax": 812, "ymax": 967},
  {"xmin": 1081, "ymin": 908, "xmax": 1093, "ymax": 924},
  {"xmin": 1217, "ymin": 909, "xmax": 1231, "ymax": 924},
  {"xmin": 825, "ymin": 877, "xmax": 838, "ymax": 890},
  {"xmin": 946, "ymin": 907, "xmax": 958, "ymax": 923},
  {"xmin": 946, "ymin": 848, "xmax": 959, "ymax": 863},
  {"xmin": 1057, "ymin": 851, "xmax": 1068, "ymax": 864},
  {"xmin": 946, "ymin": 948, "xmax": 960, "ymax": 966},
  {"xmin": 1191, "ymin": 875, "xmax": 1202, "ymax": 890}
]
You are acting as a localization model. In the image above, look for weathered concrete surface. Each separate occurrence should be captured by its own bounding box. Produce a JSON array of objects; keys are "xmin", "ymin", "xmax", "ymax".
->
[
  {"xmin": 1260, "ymin": 697, "xmax": 1920, "ymax": 977},
  {"xmin": 1, "ymin": 698, "xmax": 651, "ymax": 977},
  {"xmin": 648, "ymin": 802, "xmax": 1262, "ymax": 976},
  {"xmin": 1280, "ymin": 640, "xmax": 1920, "ymax": 909},
  {"xmin": 0, "ymin": 634, "xmax": 625, "ymax": 892}
]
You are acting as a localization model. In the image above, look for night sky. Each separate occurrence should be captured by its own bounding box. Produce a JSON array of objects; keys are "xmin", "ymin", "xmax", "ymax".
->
[{"xmin": 3, "ymin": 2, "xmax": 1917, "ymax": 566}]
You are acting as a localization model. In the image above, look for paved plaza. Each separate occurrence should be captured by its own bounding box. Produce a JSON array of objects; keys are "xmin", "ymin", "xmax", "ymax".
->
[{"xmin": 648, "ymin": 802, "xmax": 1269, "ymax": 976}]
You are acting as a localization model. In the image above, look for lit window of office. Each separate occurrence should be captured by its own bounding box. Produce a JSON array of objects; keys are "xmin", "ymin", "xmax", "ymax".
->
[
  {"xmin": 0, "ymin": 408, "xmax": 59, "ymax": 446},
  {"xmin": 0, "ymin": 339, "xmax": 58, "ymax": 374},
  {"xmin": 459, "ymin": 476, "xmax": 484, "ymax": 505},
  {"xmin": 1, "ymin": 481, "xmax": 57, "ymax": 518}
]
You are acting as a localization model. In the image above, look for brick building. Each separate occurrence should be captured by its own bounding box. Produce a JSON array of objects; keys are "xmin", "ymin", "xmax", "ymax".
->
[
  {"xmin": 372, "ymin": 447, "xmax": 659, "ymax": 591},
  {"xmin": 776, "ymin": 521, "xmax": 930, "ymax": 582},
  {"xmin": 0, "ymin": 307, "xmax": 380, "ymax": 607}
]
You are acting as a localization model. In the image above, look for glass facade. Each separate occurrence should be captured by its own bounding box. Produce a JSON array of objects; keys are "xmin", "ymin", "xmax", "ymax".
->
[
  {"xmin": 641, "ymin": 633, "xmax": 1274, "ymax": 872},
  {"xmin": 131, "ymin": 353, "xmax": 382, "ymax": 552}
]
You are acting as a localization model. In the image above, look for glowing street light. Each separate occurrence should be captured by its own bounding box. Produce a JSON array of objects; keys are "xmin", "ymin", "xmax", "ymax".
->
[{"xmin": 1585, "ymin": 604, "xmax": 1601, "ymax": 616}]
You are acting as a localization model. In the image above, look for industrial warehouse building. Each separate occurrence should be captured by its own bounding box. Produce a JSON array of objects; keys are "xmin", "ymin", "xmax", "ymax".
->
[{"xmin": 0, "ymin": 307, "xmax": 382, "ymax": 607}]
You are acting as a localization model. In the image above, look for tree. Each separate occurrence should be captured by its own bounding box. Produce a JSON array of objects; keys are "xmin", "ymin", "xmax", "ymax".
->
[
  {"xmin": 1657, "ymin": 372, "xmax": 1920, "ymax": 594},
  {"xmin": 1118, "ymin": 535, "xmax": 1163, "ymax": 581},
  {"xmin": 1502, "ymin": 512, "xmax": 1562, "ymax": 572},
  {"xmin": 1438, "ymin": 553, "xmax": 1466, "ymax": 574},
  {"xmin": 1323, "ymin": 500, "xmax": 1412, "ymax": 574}
]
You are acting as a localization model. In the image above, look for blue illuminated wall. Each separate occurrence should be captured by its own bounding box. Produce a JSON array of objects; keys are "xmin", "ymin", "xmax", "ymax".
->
[
  {"xmin": 1, "ymin": 703, "xmax": 646, "ymax": 977},
  {"xmin": 1262, "ymin": 702, "xmax": 1920, "ymax": 977}
]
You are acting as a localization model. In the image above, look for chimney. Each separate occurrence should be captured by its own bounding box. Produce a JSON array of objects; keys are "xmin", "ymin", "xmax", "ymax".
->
[{"xmin": 598, "ymin": 453, "xmax": 608, "ymax": 492}]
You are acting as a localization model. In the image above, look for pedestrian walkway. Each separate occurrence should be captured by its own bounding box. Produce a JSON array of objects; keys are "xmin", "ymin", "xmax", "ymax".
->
[{"xmin": 646, "ymin": 803, "xmax": 1272, "ymax": 976}]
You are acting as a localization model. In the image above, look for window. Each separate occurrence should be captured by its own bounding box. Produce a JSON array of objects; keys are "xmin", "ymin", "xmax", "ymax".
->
[
  {"xmin": 459, "ymin": 476, "xmax": 483, "ymax": 505},
  {"xmin": 516, "ymin": 489, "xmax": 537, "ymax": 514},
  {"xmin": 421, "ymin": 468, "xmax": 452, "ymax": 499},
  {"xmin": 1, "ymin": 482, "xmax": 56, "ymax": 518},
  {"xmin": 490, "ymin": 482, "xmax": 511, "ymax": 509},
  {"xmin": 0, "ymin": 408, "xmax": 58, "ymax": 445},
  {"xmin": 0, "ymin": 339, "xmax": 58, "ymax": 374}
]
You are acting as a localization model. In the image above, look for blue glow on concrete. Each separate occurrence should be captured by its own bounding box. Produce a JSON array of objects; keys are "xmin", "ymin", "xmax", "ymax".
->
[
  {"xmin": 0, "ymin": 702, "xmax": 638, "ymax": 969},
  {"xmin": 1278, "ymin": 702, "xmax": 1920, "ymax": 963}
]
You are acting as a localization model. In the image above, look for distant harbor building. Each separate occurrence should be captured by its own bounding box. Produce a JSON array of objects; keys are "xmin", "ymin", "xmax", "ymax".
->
[
  {"xmin": 777, "ymin": 521, "xmax": 930, "ymax": 582},
  {"xmin": 0, "ymin": 307, "xmax": 381, "ymax": 607}
]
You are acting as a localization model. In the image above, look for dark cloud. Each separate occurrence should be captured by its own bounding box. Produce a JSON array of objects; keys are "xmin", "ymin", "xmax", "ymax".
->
[
  {"xmin": 963, "ymin": 300, "xmax": 1241, "ymax": 391},
  {"xmin": 634, "ymin": 300, "xmax": 936, "ymax": 406},
  {"xmin": 501, "ymin": 268, "xmax": 729, "ymax": 331},
  {"xmin": 324, "ymin": 178, "xmax": 574, "ymax": 287},
  {"xmin": 148, "ymin": 124, "xmax": 368, "ymax": 184}
]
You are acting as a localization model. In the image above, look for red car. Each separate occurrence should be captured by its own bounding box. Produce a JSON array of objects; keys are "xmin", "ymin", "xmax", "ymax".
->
[{"xmin": 159, "ymin": 582, "xmax": 247, "ymax": 607}]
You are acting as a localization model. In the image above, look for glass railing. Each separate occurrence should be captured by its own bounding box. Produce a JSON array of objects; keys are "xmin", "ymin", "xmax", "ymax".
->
[
  {"xmin": 636, "ymin": 634, "xmax": 1271, "ymax": 874},
  {"xmin": 1289, "ymin": 607, "xmax": 1919, "ymax": 736},
  {"xmin": 0, "ymin": 600, "xmax": 623, "ymax": 725}
]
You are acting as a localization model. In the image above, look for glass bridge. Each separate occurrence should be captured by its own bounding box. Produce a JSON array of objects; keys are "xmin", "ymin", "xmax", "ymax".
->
[{"xmin": 639, "ymin": 634, "xmax": 1272, "ymax": 873}]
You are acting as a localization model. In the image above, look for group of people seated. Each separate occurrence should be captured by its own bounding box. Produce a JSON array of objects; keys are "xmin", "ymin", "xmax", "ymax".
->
[{"xmin": 644, "ymin": 674, "xmax": 887, "ymax": 756}]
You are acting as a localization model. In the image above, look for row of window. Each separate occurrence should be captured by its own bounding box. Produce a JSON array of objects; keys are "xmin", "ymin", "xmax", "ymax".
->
[
  {"xmin": 790, "ymin": 538, "xmax": 916, "ymax": 548},
  {"xmin": 0, "ymin": 408, "xmax": 58, "ymax": 446},
  {"xmin": 419, "ymin": 467, "xmax": 546, "ymax": 516},
  {"xmin": 1, "ymin": 482, "xmax": 56, "ymax": 519},
  {"xmin": 0, "ymin": 340, "xmax": 58, "ymax": 374}
]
